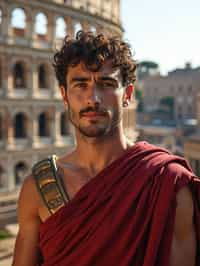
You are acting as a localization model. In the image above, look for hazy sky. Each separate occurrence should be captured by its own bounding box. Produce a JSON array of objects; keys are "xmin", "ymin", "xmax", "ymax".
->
[{"xmin": 121, "ymin": 0, "xmax": 200, "ymax": 74}]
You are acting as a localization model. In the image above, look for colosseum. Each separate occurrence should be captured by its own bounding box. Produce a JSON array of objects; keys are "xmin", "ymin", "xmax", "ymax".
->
[{"xmin": 0, "ymin": 0, "xmax": 137, "ymax": 221}]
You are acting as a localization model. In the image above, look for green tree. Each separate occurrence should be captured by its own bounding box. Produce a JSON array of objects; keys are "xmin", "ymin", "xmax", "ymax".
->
[{"xmin": 138, "ymin": 61, "xmax": 159, "ymax": 79}]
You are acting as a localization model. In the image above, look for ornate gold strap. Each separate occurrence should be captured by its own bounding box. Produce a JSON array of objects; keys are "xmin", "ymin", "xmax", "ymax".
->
[{"xmin": 32, "ymin": 155, "xmax": 69, "ymax": 214}]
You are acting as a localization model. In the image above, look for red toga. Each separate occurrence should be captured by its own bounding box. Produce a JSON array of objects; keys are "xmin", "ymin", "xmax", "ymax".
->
[{"xmin": 38, "ymin": 142, "xmax": 200, "ymax": 266}]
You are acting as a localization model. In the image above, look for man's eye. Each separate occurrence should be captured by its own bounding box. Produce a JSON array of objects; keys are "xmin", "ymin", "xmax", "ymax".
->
[
  {"xmin": 101, "ymin": 82, "xmax": 115, "ymax": 88},
  {"xmin": 77, "ymin": 83, "xmax": 87, "ymax": 89}
]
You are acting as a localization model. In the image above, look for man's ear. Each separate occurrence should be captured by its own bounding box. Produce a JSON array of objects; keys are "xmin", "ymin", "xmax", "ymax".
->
[
  {"xmin": 122, "ymin": 84, "xmax": 134, "ymax": 107},
  {"xmin": 60, "ymin": 86, "xmax": 68, "ymax": 107}
]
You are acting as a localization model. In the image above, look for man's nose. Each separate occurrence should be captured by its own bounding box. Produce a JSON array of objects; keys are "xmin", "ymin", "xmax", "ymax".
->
[{"xmin": 87, "ymin": 86, "xmax": 102, "ymax": 106}]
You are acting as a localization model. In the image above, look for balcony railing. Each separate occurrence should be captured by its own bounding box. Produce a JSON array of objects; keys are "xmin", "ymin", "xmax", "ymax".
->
[
  {"xmin": 38, "ymin": 88, "xmax": 52, "ymax": 98},
  {"xmin": 38, "ymin": 137, "xmax": 52, "ymax": 146},
  {"xmin": 11, "ymin": 88, "xmax": 29, "ymax": 98},
  {"xmin": 14, "ymin": 138, "xmax": 29, "ymax": 149}
]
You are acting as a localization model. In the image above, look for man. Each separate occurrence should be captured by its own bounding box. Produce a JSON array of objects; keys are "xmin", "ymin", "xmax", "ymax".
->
[{"xmin": 12, "ymin": 31, "xmax": 199, "ymax": 266}]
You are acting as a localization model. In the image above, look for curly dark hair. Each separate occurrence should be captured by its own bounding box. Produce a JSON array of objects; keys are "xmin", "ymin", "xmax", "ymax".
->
[{"xmin": 53, "ymin": 31, "xmax": 137, "ymax": 89}]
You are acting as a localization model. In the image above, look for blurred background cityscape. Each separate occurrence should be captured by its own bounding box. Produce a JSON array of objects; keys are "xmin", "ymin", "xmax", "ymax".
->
[{"xmin": 0, "ymin": 0, "xmax": 199, "ymax": 264}]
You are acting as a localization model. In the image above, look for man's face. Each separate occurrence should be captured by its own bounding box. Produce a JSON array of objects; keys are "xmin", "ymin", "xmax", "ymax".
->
[{"xmin": 62, "ymin": 61, "xmax": 125, "ymax": 138}]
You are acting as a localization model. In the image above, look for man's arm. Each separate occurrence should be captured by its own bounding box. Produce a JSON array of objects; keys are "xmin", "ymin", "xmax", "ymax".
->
[
  {"xmin": 12, "ymin": 176, "xmax": 41, "ymax": 266},
  {"xmin": 170, "ymin": 186, "xmax": 196, "ymax": 266}
]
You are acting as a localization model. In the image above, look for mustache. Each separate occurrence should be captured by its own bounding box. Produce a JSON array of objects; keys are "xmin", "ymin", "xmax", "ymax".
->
[{"xmin": 80, "ymin": 107, "xmax": 108, "ymax": 116}]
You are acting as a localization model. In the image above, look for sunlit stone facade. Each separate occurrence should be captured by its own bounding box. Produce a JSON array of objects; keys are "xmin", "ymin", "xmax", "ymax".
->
[
  {"xmin": 0, "ymin": 0, "xmax": 137, "ymax": 195},
  {"xmin": 184, "ymin": 94, "xmax": 200, "ymax": 176}
]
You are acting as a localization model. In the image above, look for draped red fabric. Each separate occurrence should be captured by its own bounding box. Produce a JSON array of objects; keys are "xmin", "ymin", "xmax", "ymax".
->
[{"xmin": 38, "ymin": 142, "xmax": 200, "ymax": 266}]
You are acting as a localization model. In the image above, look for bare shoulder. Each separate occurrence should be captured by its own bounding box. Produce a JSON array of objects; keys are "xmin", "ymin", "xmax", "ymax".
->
[
  {"xmin": 13, "ymin": 175, "xmax": 42, "ymax": 266},
  {"xmin": 19, "ymin": 175, "xmax": 40, "ymax": 203},
  {"xmin": 18, "ymin": 175, "xmax": 41, "ymax": 222},
  {"xmin": 174, "ymin": 186, "xmax": 194, "ymax": 239},
  {"xmin": 176, "ymin": 186, "xmax": 194, "ymax": 209},
  {"xmin": 171, "ymin": 185, "xmax": 196, "ymax": 265}
]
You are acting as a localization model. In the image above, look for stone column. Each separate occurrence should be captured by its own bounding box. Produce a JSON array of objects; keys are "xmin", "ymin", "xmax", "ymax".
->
[
  {"xmin": 31, "ymin": 60, "xmax": 39, "ymax": 98},
  {"xmin": 6, "ymin": 9, "xmax": 14, "ymax": 41},
  {"xmin": 115, "ymin": 0, "xmax": 121, "ymax": 23},
  {"xmin": 6, "ymin": 58, "xmax": 14, "ymax": 97},
  {"xmin": 1, "ymin": 8, "xmax": 9, "ymax": 39},
  {"xmin": 67, "ymin": 17, "xmax": 75, "ymax": 37},
  {"xmin": 31, "ymin": 111, "xmax": 39, "ymax": 148},
  {"xmin": 48, "ymin": 14, "xmax": 55, "ymax": 49},
  {"xmin": 26, "ymin": 11, "xmax": 33, "ymax": 46},
  {"xmin": 6, "ymin": 109, "xmax": 15, "ymax": 150},
  {"xmin": 65, "ymin": 16, "xmax": 73, "ymax": 37},
  {"xmin": 1, "ymin": 55, "xmax": 8, "ymax": 97},
  {"xmin": 7, "ymin": 156, "xmax": 15, "ymax": 191},
  {"xmin": 31, "ymin": 12, "xmax": 37, "ymax": 45},
  {"xmin": 52, "ymin": 77, "xmax": 61, "ymax": 98},
  {"xmin": 52, "ymin": 109, "xmax": 62, "ymax": 146}
]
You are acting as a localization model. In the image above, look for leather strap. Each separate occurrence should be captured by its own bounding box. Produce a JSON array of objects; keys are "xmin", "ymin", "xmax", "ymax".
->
[{"xmin": 32, "ymin": 155, "xmax": 69, "ymax": 215}]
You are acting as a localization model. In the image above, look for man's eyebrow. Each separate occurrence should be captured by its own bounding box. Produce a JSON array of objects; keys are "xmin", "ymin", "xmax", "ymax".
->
[
  {"xmin": 70, "ymin": 77, "xmax": 91, "ymax": 83},
  {"xmin": 98, "ymin": 76, "xmax": 117, "ymax": 82},
  {"xmin": 70, "ymin": 76, "xmax": 118, "ymax": 83}
]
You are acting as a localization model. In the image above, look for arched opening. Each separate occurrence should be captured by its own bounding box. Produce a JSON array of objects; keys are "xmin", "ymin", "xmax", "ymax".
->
[
  {"xmin": 56, "ymin": 17, "xmax": 67, "ymax": 39},
  {"xmin": 15, "ymin": 162, "xmax": 28, "ymax": 185},
  {"xmin": 11, "ymin": 8, "xmax": 26, "ymax": 37},
  {"xmin": 13, "ymin": 61, "xmax": 26, "ymax": 88},
  {"xmin": 38, "ymin": 112, "xmax": 50, "ymax": 137},
  {"xmin": 0, "ymin": 165, "xmax": 5, "ymax": 188},
  {"xmin": 14, "ymin": 113, "xmax": 27, "ymax": 138},
  {"xmin": 38, "ymin": 64, "xmax": 48, "ymax": 89},
  {"xmin": 60, "ymin": 112, "xmax": 69, "ymax": 136},
  {"xmin": 35, "ymin": 12, "xmax": 48, "ymax": 38},
  {"xmin": 74, "ymin": 22, "xmax": 82, "ymax": 37}
]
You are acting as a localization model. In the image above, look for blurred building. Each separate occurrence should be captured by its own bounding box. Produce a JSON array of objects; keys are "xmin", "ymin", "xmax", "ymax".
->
[
  {"xmin": 137, "ymin": 122, "xmax": 179, "ymax": 154},
  {"xmin": 0, "ymin": 0, "xmax": 137, "ymax": 202},
  {"xmin": 184, "ymin": 94, "xmax": 200, "ymax": 176},
  {"xmin": 136, "ymin": 63, "xmax": 200, "ymax": 156},
  {"xmin": 139, "ymin": 63, "xmax": 200, "ymax": 123}
]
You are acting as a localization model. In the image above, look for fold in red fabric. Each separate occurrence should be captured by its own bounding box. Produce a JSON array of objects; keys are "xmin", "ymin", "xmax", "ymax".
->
[{"xmin": 38, "ymin": 141, "xmax": 200, "ymax": 266}]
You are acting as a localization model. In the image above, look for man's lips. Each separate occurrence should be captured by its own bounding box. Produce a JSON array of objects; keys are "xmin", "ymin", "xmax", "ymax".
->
[{"xmin": 82, "ymin": 112, "xmax": 106, "ymax": 118}]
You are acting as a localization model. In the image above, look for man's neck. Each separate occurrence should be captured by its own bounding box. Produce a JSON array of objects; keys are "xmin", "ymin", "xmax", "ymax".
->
[{"xmin": 74, "ymin": 131, "xmax": 132, "ymax": 177}]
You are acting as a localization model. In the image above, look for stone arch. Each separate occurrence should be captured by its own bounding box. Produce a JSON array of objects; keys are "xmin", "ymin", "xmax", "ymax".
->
[
  {"xmin": 11, "ymin": 7, "xmax": 27, "ymax": 37},
  {"xmin": 14, "ymin": 161, "xmax": 29, "ymax": 185},
  {"xmin": 38, "ymin": 112, "xmax": 50, "ymax": 137},
  {"xmin": 60, "ymin": 112, "xmax": 69, "ymax": 136},
  {"xmin": 34, "ymin": 12, "xmax": 48, "ymax": 39},
  {"xmin": 38, "ymin": 63, "xmax": 50, "ymax": 89},
  {"xmin": 55, "ymin": 16, "xmax": 67, "ymax": 39},
  {"xmin": 13, "ymin": 60, "xmax": 27, "ymax": 88},
  {"xmin": 14, "ymin": 112, "xmax": 28, "ymax": 138},
  {"xmin": 74, "ymin": 22, "xmax": 82, "ymax": 37}
]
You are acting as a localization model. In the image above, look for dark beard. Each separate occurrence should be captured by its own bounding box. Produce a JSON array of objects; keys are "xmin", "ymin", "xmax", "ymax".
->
[{"xmin": 67, "ymin": 104, "xmax": 122, "ymax": 138}]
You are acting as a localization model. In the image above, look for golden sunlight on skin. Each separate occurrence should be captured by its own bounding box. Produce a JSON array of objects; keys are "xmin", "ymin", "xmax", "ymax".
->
[{"xmin": 60, "ymin": 61, "xmax": 129, "ymax": 141}]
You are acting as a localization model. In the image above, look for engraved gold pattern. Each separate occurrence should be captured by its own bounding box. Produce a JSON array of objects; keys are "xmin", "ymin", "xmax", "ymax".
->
[{"xmin": 32, "ymin": 155, "xmax": 66, "ymax": 214}]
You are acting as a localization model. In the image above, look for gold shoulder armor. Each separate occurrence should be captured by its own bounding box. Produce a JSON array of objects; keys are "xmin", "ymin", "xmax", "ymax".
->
[{"xmin": 32, "ymin": 155, "xmax": 68, "ymax": 215}]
